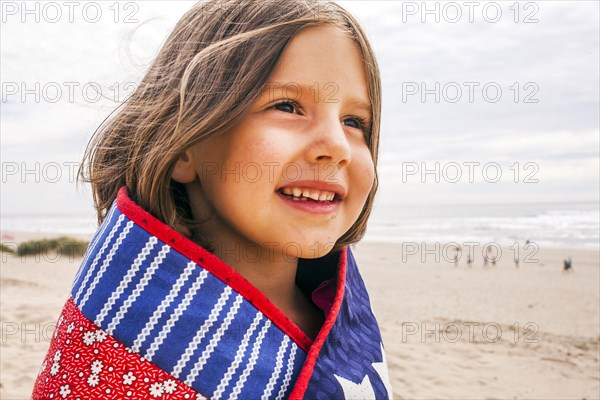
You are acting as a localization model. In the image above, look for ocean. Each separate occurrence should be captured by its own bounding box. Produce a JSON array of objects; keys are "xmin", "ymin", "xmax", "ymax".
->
[
  {"xmin": 1, "ymin": 201, "xmax": 598, "ymax": 251},
  {"xmin": 366, "ymin": 201, "xmax": 599, "ymax": 251}
]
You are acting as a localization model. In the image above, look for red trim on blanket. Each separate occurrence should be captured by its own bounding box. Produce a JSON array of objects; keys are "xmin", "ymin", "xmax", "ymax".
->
[
  {"xmin": 288, "ymin": 248, "xmax": 347, "ymax": 399},
  {"xmin": 116, "ymin": 186, "xmax": 314, "ymax": 353}
]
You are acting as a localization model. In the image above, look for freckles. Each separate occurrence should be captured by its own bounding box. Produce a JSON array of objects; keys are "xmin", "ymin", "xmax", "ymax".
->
[
  {"xmin": 354, "ymin": 154, "xmax": 375, "ymax": 187},
  {"xmin": 240, "ymin": 135, "xmax": 281, "ymax": 161}
]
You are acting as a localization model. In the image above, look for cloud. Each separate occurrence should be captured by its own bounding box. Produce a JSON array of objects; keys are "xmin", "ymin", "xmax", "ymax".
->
[{"xmin": 1, "ymin": 1, "xmax": 598, "ymax": 216}]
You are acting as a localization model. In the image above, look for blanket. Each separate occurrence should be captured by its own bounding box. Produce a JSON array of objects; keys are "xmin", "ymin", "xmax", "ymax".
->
[{"xmin": 32, "ymin": 187, "xmax": 392, "ymax": 399}]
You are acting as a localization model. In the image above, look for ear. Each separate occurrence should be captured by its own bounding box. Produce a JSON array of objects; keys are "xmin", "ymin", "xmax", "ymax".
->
[{"xmin": 171, "ymin": 149, "xmax": 197, "ymax": 184}]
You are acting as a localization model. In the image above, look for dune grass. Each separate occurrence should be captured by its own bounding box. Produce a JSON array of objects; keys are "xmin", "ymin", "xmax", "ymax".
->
[
  {"xmin": 0, "ymin": 242, "xmax": 16, "ymax": 254},
  {"xmin": 1, "ymin": 237, "xmax": 89, "ymax": 257}
]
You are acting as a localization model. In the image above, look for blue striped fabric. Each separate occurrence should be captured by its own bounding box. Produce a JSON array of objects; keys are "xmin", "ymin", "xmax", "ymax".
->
[{"xmin": 71, "ymin": 202, "xmax": 306, "ymax": 399}]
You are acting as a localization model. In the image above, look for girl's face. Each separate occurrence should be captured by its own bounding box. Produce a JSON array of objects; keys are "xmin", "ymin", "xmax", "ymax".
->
[{"xmin": 174, "ymin": 25, "xmax": 375, "ymax": 260}]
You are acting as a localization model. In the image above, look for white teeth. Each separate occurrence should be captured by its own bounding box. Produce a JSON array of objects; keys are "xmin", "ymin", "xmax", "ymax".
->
[
  {"xmin": 309, "ymin": 191, "xmax": 320, "ymax": 201},
  {"xmin": 281, "ymin": 187, "xmax": 336, "ymax": 202}
]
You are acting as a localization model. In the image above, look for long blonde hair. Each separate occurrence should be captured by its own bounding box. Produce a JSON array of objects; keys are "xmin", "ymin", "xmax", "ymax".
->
[{"xmin": 79, "ymin": 0, "xmax": 382, "ymax": 252}]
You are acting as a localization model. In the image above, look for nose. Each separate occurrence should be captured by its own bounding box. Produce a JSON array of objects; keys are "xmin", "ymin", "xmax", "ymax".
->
[{"xmin": 306, "ymin": 116, "xmax": 352, "ymax": 168}]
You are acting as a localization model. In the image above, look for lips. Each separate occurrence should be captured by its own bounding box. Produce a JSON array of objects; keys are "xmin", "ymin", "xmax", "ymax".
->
[
  {"xmin": 276, "ymin": 181, "xmax": 345, "ymax": 203},
  {"xmin": 275, "ymin": 180, "xmax": 345, "ymax": 214},
  {"xmin": 279, "ymin": 187, "xmax": 335, "ymax": 202}
]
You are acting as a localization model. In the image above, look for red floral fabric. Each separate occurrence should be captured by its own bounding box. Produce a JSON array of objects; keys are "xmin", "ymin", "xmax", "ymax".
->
[{"xmin": 32, "ymin": 297, "xmax": 205, "ymax": 400}]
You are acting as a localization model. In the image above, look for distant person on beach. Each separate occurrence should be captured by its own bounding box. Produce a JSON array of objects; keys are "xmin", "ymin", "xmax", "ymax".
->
[
  {"xmin": 453, "ymin": 246, "xmax": 460, "ymax": 267},
  {"xmin": 563, "ymin": 256, "xmax": 573, "ymax": 272},
  {"xmin": 467, "ymin": 255, "xmax": 473, "ymax": 268},
  {"xmin": 514, "ymin": 256, "xmax": 520, "ymax": 268}
]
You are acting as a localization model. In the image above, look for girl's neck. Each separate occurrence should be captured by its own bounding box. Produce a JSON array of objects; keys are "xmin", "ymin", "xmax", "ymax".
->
[
  {"xmin": 215, "ymin": 244, "xmax": 299, "ymax": 306},
  {"xmin": 205, "ymin": 234, "xmax": 324, "ymax": 340}
]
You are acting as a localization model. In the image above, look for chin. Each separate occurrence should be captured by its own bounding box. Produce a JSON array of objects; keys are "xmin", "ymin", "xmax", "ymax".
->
[{"xmin": 292, "ymin": 240, "xmax": 339, "ymax": 259}]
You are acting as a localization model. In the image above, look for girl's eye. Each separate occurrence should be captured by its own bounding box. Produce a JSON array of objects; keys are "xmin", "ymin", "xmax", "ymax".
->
[
  {"xmin": 273, "ymin": 101, "xmax": 297, "ymax": 114},
  {"xmin": 343, "ymin": 116, "xmax": 367, "ymax": 130}
]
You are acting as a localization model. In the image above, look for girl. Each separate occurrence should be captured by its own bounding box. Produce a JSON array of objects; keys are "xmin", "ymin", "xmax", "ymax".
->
[{"xmin": 33, "ymin": 0, "xmax": 393, "ymax": 398}]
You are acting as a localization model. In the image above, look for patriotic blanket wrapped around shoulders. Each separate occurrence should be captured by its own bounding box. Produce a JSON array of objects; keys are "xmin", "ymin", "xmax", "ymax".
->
[{"xmin": 33, "ymin": 187, "xmax": 393, "ymax": 399}]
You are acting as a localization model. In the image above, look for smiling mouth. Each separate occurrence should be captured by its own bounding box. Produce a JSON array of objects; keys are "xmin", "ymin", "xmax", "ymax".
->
[{"xmin": 277, "ymin": 187, "xmax": 341, "ymax": 202}]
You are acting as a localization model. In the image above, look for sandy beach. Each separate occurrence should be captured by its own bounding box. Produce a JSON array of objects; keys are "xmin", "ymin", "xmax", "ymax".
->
[
  {"xmin": 1, "ymin": 233, "xmax": 599, "ymax": 399},
  {"xmin": 356, "ymin": 242, "xmax": 600, "ymax": 400}
]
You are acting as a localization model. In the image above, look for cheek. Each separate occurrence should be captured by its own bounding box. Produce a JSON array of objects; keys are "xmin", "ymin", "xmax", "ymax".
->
[
  {"xmin": 231, "ymin": 135, "xmax": 298, "ymax": 192},
  {"xmin": 225, "ymin": 133, "xmax": 284, "ymax": 171},
  {"xmin": 211, "ymin": 142, "xmax": 283, "ymax": 205},
  {"xmin": 352, "ymin": 149, "xmax": 376, "ymax": 200}
]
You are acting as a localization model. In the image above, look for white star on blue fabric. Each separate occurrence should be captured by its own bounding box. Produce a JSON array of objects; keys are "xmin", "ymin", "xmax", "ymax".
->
[
  {"xmin": 372, "ymin": 343, "xmax": 393, "ymax": 398},
  {"xmin": 334, "ymin": 342, "xmax": 394, "ymax": 399},
  {"xmin": 334, "ymin": 374, "xmax": 376, "ymax": 399}
]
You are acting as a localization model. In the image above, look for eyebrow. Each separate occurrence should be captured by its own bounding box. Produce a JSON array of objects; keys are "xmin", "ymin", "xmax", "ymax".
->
[{"xmin": 347, "ymin": 99, "xmax": 372, "ymax": 114}]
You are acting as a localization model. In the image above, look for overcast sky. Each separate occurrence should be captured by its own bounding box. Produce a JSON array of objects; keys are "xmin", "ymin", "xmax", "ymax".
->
[{"xmin": 1, "ymin": 1, "xmax": 599, "ymax": 216}]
